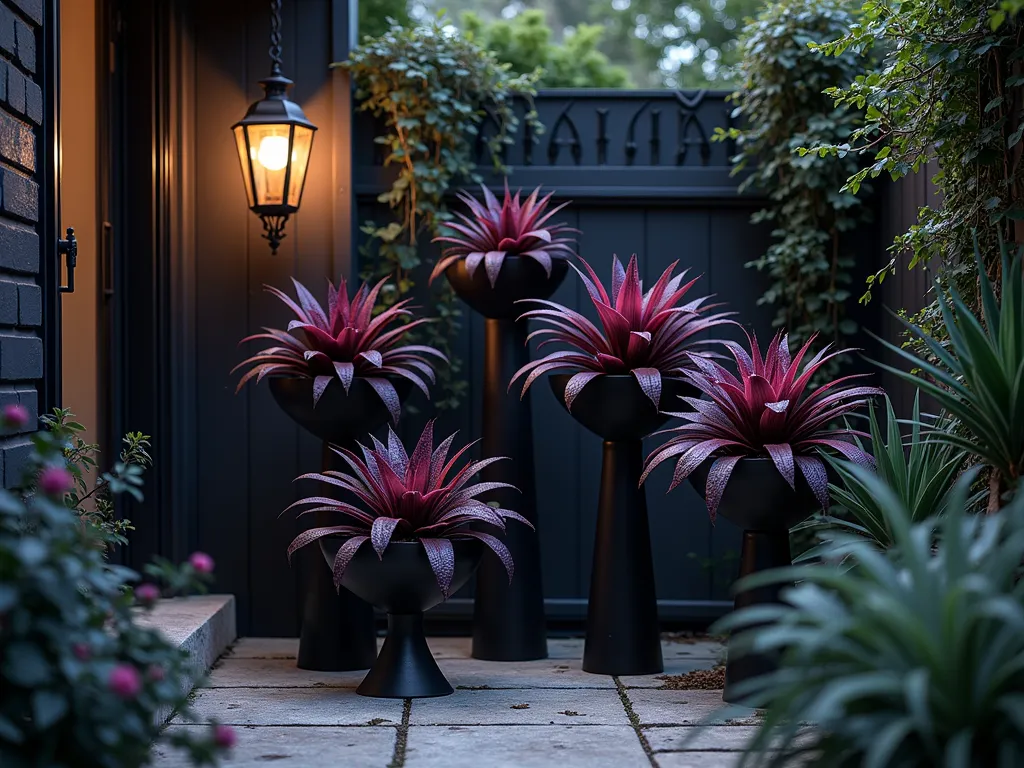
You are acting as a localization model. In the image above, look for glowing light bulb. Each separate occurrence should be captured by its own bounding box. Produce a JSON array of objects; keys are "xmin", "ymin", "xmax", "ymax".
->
[{"xmin": 256, "ymin": 135, "xmax": 290, "ymax": 171}]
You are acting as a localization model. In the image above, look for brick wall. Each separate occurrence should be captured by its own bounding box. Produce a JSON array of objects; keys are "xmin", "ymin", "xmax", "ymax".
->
[{"xmin": 0, "ymin": 0, "xmax": 43, "ymax": 488}]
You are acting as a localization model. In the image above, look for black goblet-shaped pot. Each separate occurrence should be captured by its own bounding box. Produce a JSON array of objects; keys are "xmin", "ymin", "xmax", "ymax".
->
[
  {"xmin": 269, "ymin": 375, "xmax": 412, "ymax": 673},
  {"xmin": 445, "ymin": 255, "xmax": 569, "ymax": 662},
  {"xmin": 550, "ymin": 373, "xmax": 698, "ymax": 676},
  {"xmin": 320, "ymin": 538, "xmax": 484, "ymax": 698},
  {"xmin": 689, "ymin": 457, "xmax": 820, "ymax": 703}
]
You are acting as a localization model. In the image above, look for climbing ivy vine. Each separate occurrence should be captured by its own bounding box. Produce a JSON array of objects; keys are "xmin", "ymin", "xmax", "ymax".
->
[
  {"xmin": 340, "ymin": 17, "xmax": 541, "ymax": 411},
  {"xmin": 715, "ymin": 0, "xmax": 870, "ymax": 377},
  {"xmin": 808, "ymin": 0, "xmax": 1024, "ymax": 344}
]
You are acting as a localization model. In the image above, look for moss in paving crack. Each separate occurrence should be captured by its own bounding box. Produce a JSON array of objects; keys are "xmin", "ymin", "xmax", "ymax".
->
[
  {"xmin": 614, "ymin": 677, "xmax": 657, "ymax": 768},
  {"xmin": 510, "ymin": 703, "xmax": 530, "ymax": 710},
  {"xmin": 456, "ymin": 685, "xmax": 493, "ymax": 690},
  {"xmin": 387, "ymin": 699, "xmax": 412, "ymax": 768},
  {"xmin": 367, "ymin": 718, "xmax": 390, "ymax": 726},
  {"xmin": 557, "ymin": 710, "xmax": 583, "ymax": 716}
]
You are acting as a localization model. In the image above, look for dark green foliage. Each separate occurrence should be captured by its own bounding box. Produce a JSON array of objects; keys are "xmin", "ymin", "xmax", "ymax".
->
[
  {"xmin": 460, "ymin": 10, "xmax": 632, "ymax": 88},
  {"xmin": 0, "ymin": 422, "xmax": 229, "ymax": 767},
  {"xmin": 714, "ymin": 468, "xmax": 1024, "ymax": 767},
  {"xmin": 808, "ymin": 1, "xmax": 1024, "ymax": 348},
  {"xmin": 875, "ymin": 237, "xmax": 1024, "ymax": 512},
  {"xmin": 39, "ymin": 408, "xmax": 151, "ymax": 548},
  {"xmin": 717, "ymin": 0, "xmax": 870, "ymax": 378},
  {"xmin": 810, "ymin": 393, "xmax": 967, "ymax": 551},
  {"xmin": 341, "ymin": 17, "xmax": 541, "ymax": 412}
]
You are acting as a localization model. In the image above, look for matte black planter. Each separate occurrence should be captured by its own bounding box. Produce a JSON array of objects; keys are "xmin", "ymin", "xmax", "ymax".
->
[
  {"xmin": 320, "ymin": 539, "xmax": 483, "ymax": 698},
  {"xmin": 270, "ymin": 376, "xmax": 411, "ymax": 672},
  {"xmin": 550, "ymin": 374, "xmax": 697, "ymax": 675},
  {"xmin": 446, "ymin": 256, "xmax": 568, "ymax": 662},
  {"xmin": 689, "ymin": 457, "xmax": 819, "ymax": 702}
]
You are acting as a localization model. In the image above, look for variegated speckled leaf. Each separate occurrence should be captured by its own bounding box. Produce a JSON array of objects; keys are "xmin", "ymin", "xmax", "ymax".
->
[
  {"xmin": 705, "ymin": 455, "xmax": 743, "ymax": 522},
  {"xmin": 420, "ymin": 538, "xmax": 456, "ymax": 598},
  {"xmin": 332, "ymin": 535, "xmax": 369, "ymax": 590}
]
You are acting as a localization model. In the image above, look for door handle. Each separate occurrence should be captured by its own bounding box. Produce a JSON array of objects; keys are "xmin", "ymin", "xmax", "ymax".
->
[{"xmin": 58, "ymin": 226, "xmax": 77, "ymax": 294}]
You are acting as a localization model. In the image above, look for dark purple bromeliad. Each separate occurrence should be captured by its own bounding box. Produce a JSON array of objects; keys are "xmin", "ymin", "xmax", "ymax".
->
[
  {"xmin": 283, "ymin": 420, "xmax": 533, "ymax": 598},
  {"xmin": 642, "ymin": 330, "xmax": 883, "ymax": 519},
  {"xmin": 429, "ymin": 182, "xmax": 577, "ymax": 286},
  {"xmin": 232, "ymin": 275, "xmax": 446, "ymax": 422},
  {"xmin": 510, "ymin": 253, "xmax": 734, "ymax": 411}
]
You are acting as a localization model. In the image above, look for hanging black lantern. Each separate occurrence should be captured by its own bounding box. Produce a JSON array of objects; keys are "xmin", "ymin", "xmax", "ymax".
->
[{"xmin": 232, "ymin": 0, "xmax": 317, "ymax": 254}]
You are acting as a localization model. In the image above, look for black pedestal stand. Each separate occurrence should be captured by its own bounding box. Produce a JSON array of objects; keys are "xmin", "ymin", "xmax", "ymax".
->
[
  {"xmin": 320, "ymin": 539, "xmax": 483, "ymax": 698},
  {"xmin": 471, "ymin": 318, "xmax": 547, "ymax": 661},
  {"xmin": 271, "ymin": 376, "xmax": 411, "ymax": 672},
  {"xmin": 687, "ymin": 457, "xmax": 820, "ymax": 703},
  {"xmin": 722, "ymin": 530, "xmax": 791, "ymax": 702},
  {"xmin": 295, "ymin": 441, "xmax": 378, "ymax": 671},
  {"xmin": 549, "ymin": 374, "xmax": 696, "ymax": 676},
  {"xmin": 583, "ymin": 439, "xmax": 662, "ymax": 675}
]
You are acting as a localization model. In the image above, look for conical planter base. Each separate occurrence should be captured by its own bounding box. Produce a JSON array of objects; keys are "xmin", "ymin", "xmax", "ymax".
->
[
  {"xmin": 270, "ymin": 376, "xmax": 411, "ymax": 672},
  {"xmin": 446, "ymin": 255, "xmax": 569, "ymax": 662},
  {"xmin": 551, "ymin": 374, "xmax": 696, "ymax": 676},
  {"xmin": 321, "ymin": 539, "xmax": 483, "ymax": 698},
  {"xmin": 689, "ymin": 457, "xmax": 819, "ymax": 703}
]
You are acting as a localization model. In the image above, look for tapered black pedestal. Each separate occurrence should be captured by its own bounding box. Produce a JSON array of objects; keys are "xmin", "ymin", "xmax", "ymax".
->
[
  {"xmin": 549, "ymin": 374, "xmax": 696, "ymax": 676},
  {"xmin": 471, "ymin": 318, "xmax": 547, "ymax": 661},
  {"xmin": 357, "ymin": 613, "xmax": 451, "ymax": 698},
  {"xmin": 321, "ymin": 539, "xmax": 483, "ymax": 698},
  {"xmin": 584, "ymin": 439, "xmax": 662, "ymax": 675},
  {"xmin": 722, "ymin": 530, "xmax": 792, "ymax": 702},
  {"xmin": 270, "ymin": 376, "xmax": 410, "ymax": 672},
  {"xmin": 295, "ymin": 441, "xmax": 378, "ymax": 672},
  {"xmin": 688, "ymin": 457, "xmax": 820, "ymax": 703}
]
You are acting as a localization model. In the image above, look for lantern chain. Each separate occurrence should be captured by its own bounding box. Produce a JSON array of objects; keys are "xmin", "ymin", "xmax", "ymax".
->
[{"xmin": 269, "ymin": 0, "xmax": 283, "ymax": 76}]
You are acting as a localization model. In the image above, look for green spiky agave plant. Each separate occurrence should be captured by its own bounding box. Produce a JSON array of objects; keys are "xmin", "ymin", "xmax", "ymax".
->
[
  {"xmin": 815, "ymin": 392, "xmax": 967, "ymax": 550},
  {"xmin": 712, "ymin": 468, "xmax": 1024, "ymax": 768},
  {"xmin": 875, "ymin": 236, "xmax": 1024, "ymax": 512}
]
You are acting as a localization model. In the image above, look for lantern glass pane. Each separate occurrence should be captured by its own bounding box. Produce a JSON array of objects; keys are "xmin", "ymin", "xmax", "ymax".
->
[
  {"xmin": 247, "ymin": 123, "xmax": 292, "ymax": 207},
  {"xmin": 286, "ymin": 126, "xmax": 315, "ymax": 208},
  {"xmin": 233, "ymin": 125, "xmax": 255, "ymax": 208}
]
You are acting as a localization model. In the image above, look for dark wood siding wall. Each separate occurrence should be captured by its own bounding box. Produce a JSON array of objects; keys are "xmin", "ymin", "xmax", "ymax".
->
[
  {"xmin": 114, "ymin": 0, "xmax": 930, "ymax": 636},
  {"xmin": 0, "ymin": 0, "xmax": 49, "ymax": 487}
]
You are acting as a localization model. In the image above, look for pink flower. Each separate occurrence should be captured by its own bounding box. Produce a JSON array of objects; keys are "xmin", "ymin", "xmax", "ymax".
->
[
  {"xmin": 147, "ymin": 664, "xmax": 165, "ymax": 682},
  {"xmin": 108, "ymin": 664, "xmax": 141, "ymax": 699},
  {"xmin": 213, "ymin": 724, "xmax": 236, "ymax": 749},
  {"xmin": 189, "ymin": 551, "xmax": 215, "ymax": 574},
  {"xmin": 38, "ymin": 466, "xmax": 73, "ymax": 497},
  {"xmin": 72, "ymin": 642, "xmax": 91, "ymax": 661},
  {"xmin": 2, "ymin": 404, "xmax": 29, "ymax": 430},
  {"xmin": 134, "ymin": 583, "xmax": 161, "ymax": 606}
]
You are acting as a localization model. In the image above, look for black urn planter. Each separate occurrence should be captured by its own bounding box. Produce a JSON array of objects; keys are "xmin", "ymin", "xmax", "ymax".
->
[
  {"xmin": 550, "ymin": 374, "xmax": 697, "ymax": 676},
  {"xmin": 689, "ymin": 457, "xmax": 819, "ymax": 703},
  {"xmin": 320, "ymin": 539, "xmax": 484, "ymax": 698},
  {"xmin": 270, "ymin": 376, "xmax": 412, "ymax": 672},
  {"xmin": 446, "ymin": 256, "xmax": 568, "ymax": 662}
]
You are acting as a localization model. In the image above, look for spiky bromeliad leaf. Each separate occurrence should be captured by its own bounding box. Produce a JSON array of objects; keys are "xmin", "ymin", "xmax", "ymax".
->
[
  {"xmin": 429, "ymin": 181, "xmax": 577, "ymax": 287},
  {"xmin": 804, "ymin": 392, "xmax": 968, "ymax": 552},
  {"xmin": 642, "ymin": 329, "xmax": 882, "ymax": 520},
  {"xmin": 232, "ymin": 274, "xmax": 447, "ymax": 422},
  {"xmin": 284, "ymin": 420, "xmax": 533, "ymax": 598},
  {"xmin": 873, "ymin": 236, "xmax": 1024, "ymax": 511},
  {"xmin": 710, "ymin": 468, "xmax": 1024, "ymax": 768},
  {"xmin": 510, "ymin": 253, "xmax": 736, "ymax": 411}
]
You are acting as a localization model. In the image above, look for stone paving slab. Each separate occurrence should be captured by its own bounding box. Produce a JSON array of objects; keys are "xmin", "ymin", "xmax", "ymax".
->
[
  {"xmin": 654, "ymin": 751, "xmax": 747, "ymax": 768},
  {"xmin": 442, "ymin": 657, "xmax": 615, "ymax": 689},
  {"xmin": 175, "ymin": 687, "xmax": 404, "ymax": 726},
  {"xmin": 404, "ymin": 725, "xmax": 649, "ymax": 768},
  {"xmin": 645, "ymin": 725, "xmax": 759, "ymax": 751},
  {"xmin": 208, "ymin": 657, "xmax": 363, "ymax": 688},
  {"xmin": 409, "ymin": 687, "xmax": 630, "ymax": 725},
  {"xmin": 229, "ymin": 637, "xmax": 299, "ymax": 658},
  {"xmin": 626, "ymin": 689, "xmax": 759, "ymax": 726},
  {"xmin": 619, "ymin": 657, "xmax": 719, "ymax": 688},
  {"xmin": 154, "ymin": 725, "xmax": 396, "ymax": 767}
]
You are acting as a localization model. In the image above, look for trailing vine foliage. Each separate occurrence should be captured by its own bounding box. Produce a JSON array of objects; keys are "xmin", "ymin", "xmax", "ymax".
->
[
  {"xmin": 715, "ymin": 0, "xmax": 870, "ymax": 378},
  {"xmin": 340, "ymin": 17, "xmax": 541, "ymax": 411},
  {"xmin": 806, "ymin": 1, "xmax": 1024, "ymax": 343}
]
